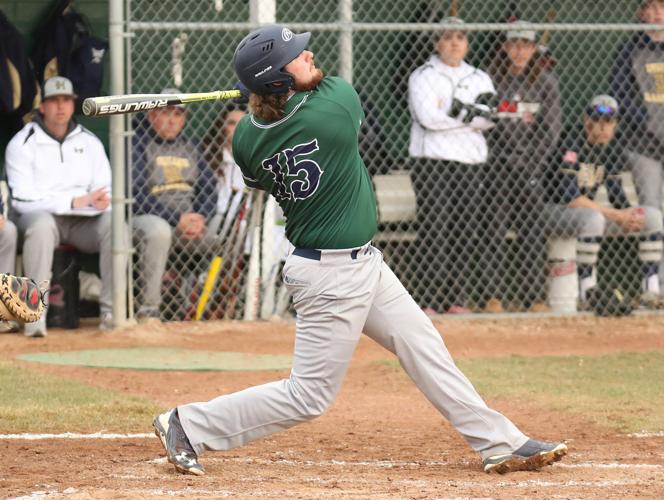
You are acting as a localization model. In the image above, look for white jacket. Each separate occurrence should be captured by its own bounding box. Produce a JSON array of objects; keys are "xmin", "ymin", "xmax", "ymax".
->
[
  {"xmin": 216, "ymin": 148, "xmax": 246, "ymax": 216},
  {"xmin": 408, "ymin": 56, "xmax": 496, "ymax": 164},
  {"xmin": 5, "ymin": 119, "xmax": 112, "ymax": 215}
]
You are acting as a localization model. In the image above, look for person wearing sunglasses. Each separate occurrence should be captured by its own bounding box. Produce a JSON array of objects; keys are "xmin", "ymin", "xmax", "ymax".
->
[{"xmin": 543, "ymin": 94, "xmax": 664, "ymax": 310}]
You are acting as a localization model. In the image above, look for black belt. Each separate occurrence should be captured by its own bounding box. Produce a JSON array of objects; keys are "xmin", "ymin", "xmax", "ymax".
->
[{"xmin": 293, "ymin": 247, "xmax": 362, "ymax": 261}]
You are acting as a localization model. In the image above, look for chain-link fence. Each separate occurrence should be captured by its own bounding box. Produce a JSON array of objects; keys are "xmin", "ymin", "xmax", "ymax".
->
[{"xmin": 125, "ymin": 0, "xmax": 664, "ymax": 319}]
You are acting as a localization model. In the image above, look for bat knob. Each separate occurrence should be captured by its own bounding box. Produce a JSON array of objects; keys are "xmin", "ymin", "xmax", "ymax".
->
[{"xmin": 82, "ymin": 98, "xmax": 96, "ymax": 116}]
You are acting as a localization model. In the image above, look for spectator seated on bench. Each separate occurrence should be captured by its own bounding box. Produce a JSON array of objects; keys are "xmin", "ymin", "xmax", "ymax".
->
[
  {"xmin": 5, "ymin": 76, "xmax": 127, "ymax": 337},
  {"xmin": 542, "ymin": 94, "xmax": 664, "ymax": 312}
]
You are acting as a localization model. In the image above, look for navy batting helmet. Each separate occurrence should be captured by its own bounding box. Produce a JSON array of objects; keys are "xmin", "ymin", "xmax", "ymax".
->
[{"xmin": 233, "ymin": 25, "xmax": 310, "ymax": 95}]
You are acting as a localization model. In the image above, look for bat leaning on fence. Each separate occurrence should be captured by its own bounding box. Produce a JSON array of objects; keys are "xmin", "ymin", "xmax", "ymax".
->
[
  {"xmin": 194, "ymin": 190, "xmax": 251, "ymax": 321},
  {"xmin": 244, "ymin": 192, "xmax": 265, "ymax": 321},
  {"xmin": 82, "ymin": 89, "xmax": 242, "ymax": 117}
]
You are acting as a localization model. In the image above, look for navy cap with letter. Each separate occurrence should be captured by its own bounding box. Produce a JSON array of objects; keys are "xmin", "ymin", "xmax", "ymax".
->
[{"xmin": 233, "ymin": 24, "xmax": 310, "ymax": 95}]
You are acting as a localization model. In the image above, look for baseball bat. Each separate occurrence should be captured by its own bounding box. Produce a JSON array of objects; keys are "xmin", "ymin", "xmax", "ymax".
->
[
  {"xmin": 244, "ymin": 192, "xmax": 264, "ymax": 321},
  {"xmin": 223, "ymin": 193, "xmax": 253, "ymax": 319},
  {"xmin": 260, "ymin": 196, "xmax": 277, "ymax": 320},
  {"xmin": 194, "ymin": 190, "xmax": 250, "ymax": 320},
  {"xmin": 540, "ymin": 8, "xmax": 557, "ymax": 48},
  {"xmin": 82, "ymin": 89, "xmax": 242, "ymax": 117}
]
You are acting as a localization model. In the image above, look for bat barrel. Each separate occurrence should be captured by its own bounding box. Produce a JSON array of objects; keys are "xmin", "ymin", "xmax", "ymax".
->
[{"xmin": 82, "ymin": 89, "xmax": 243, "ymax": 117}]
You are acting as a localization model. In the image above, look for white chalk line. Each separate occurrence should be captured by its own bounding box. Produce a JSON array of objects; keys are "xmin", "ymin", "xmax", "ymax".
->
[
  {"xmin": 558, "ymin": 462, "xmax": 662, "ymax": 469},
  {"xmin": 0, "ymin": 432, "xmax": 155, "ymax": 440},
  {"xmin": 496, "ymin": 479, "xmax": 641, "ymax": 488},
  {"xmin": 4, "ymin": 430, "xmax": 663, "ymax": 441},
  {"xmin": 628, "ymin": 431, "xmax": 664, "ymax": 438},
  {"xmin": 150, "ymin": 456, "xmax": 664, "ymax": 472},
  {"xmin": 147, "ymin": 456, "xmax": 451, "ymax": 468},
  {"xmin": 9, "ymin": 476, "xmax": 646, "ymax": 500}
]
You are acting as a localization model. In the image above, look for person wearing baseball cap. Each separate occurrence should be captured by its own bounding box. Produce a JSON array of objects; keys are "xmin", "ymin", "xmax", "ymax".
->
[
  {"xmin": 130, "ymin": 85, "xmax": 218, "ymax": 323},
  {"xmin": 407, "ymin": 13, "xmax": 498, "ymax": 315},
  {"xmin": 484, "ymin": 18, "xmax": 562, "ymax": 314},
  {"xmin": 504, "ymin": 19, "xmax": 537, "ymax": 45},
  {"xmin": 585, "ymin": 94, "xmax": 619, "ymax": 121},
  {"xmin": 4, "ymin": 75, "xmax": 123, "ymax": 336},
  {"xmin": 42, "ymin": 75, "xmax": 78, "ymax": 100},
  {"xmin": 543, "ymin": 93, "xmax": 664, "ymax": 311}
]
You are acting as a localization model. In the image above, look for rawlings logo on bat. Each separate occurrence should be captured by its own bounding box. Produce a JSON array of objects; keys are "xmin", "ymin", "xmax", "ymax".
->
[{"xmin": 98, "ymin": 99, "xmax": 170, "ymax": 115}]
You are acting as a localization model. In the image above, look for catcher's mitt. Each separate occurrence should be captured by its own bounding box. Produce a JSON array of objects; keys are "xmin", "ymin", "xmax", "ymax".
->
[{"xmin": 0, "ymin": 273, "xmax": 47, "ymax": 323}]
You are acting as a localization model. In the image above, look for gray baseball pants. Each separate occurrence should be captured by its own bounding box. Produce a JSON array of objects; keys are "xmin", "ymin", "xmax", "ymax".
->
[
  {"xmin": 133, "ymin": 214, "xmax": 223, "ymax": 312},
  {"xmin": 179, "ymin": 244, "xmax": 528, "ymax": 461},
  {"xmin": 627, "ymin": 150, "xmax": 663, "ymax": 210},
  {"xmin": 543, "ymin": 204, "xmax": 663, "ymax": 239},
  {"xmin": 628, "ymin": 151, "xmax": 664, "ymax": 289},
  {"xmin": 0, "ymin": 220, "xmax": 17, "ymax": 274},
  {"xmin": 542, "ymin": 204, "xmax": 663, "ymax": 275},
  {"xmin": 15, "ymin": 211, "xmax": 121, "ymax": 315}
]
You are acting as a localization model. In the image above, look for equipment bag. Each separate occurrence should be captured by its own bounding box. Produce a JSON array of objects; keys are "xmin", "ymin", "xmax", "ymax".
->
[{"xmin": 46, "ymin": 246, "xmax": 80, "ymax": 329}]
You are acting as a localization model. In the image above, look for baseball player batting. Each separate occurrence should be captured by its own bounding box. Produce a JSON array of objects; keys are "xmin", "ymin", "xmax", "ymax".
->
[{"xmin": 153, "ymin": 24, "xmax": 568, "ymax": 476}]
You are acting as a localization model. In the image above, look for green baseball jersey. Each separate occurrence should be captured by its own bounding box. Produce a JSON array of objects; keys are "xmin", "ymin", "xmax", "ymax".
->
[{"xmin": 232, "ymin": 76, "xmax": 378, "ymax": 249}]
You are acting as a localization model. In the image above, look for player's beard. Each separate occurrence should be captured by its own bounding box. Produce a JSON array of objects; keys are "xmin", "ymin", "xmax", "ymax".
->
[{"xmin": 293, "ymin": 69, "xmax": 325, "ymax": 92}]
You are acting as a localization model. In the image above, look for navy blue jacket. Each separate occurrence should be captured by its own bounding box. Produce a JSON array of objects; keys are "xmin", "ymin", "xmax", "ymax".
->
[
  {"xmin": 609, "ymin": 33, "xmax": 664, "ymax": 156},
  {"xmin": 549, "ymin": 126, "xmax": 630, "ymax": 209},
  {"xmin": 131, "ymin": 115, "xmax": 217, "ymax": 227}
]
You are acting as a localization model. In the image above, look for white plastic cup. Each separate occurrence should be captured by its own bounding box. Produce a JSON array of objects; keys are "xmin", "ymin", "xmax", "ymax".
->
[{"xmin": 547, "ymin": 238, "xmax": 578, "ymax": 313}]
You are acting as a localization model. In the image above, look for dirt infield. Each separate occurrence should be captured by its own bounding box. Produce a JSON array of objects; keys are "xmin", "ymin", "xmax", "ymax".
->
[{"xmin": 2, "ymin": 315, "xmax": 664, "ymax": 499}]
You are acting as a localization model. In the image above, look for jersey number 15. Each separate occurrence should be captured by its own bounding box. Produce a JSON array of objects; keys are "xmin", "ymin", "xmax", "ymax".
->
[{"xmin": 261, "ymin": 139, "xmax": 323, "ymax": 202}]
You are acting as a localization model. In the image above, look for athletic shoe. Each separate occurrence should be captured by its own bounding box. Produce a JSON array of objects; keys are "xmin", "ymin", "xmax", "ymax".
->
[
  {"xmin": 99, "ymin": 312, "xmax": 114, "ymax": 331},
  {"xmin": 24, "ymin": 318, "xmax": 47, "ymax": 338},
  {"xmin": 422, "ymin": 306, "xmax": 438, "ymax": 316},
  {"xmin": 637, "ymin": 291, "xmax": 664, "ymax": 310},
  {"xmin": 483, "ymin": 439, "xmax": 568, "ymax": 474},
  {"xmin": 483, "ymin": 297, "xmax": 504, "ymax": 314},
  {"xmin": 153, "ymin": 409, "xmax": 205, "ymax": 476},
  {"xmin": 0, "ymin": 321, "xmax": 20, "ymax": 333},
  {"xmin": 137, "ymin": 306, "xmax": 162, "ymax": 324},
  {"xmin": 447, "ymin": 304, "xmax": 471, "ymax": 314},
  {"xmin": 528, "ymin": 302, "xmax": 551, "ymax": 313}
]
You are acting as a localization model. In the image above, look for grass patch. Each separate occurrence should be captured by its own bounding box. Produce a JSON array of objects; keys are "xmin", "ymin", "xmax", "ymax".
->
[
  {"xmin": 0, "ymin": 362, "xmax": 162, "ymax": 433},
  {"xmin": 379, "ymin": 351, "xmax": 664, "ymax": 433}
]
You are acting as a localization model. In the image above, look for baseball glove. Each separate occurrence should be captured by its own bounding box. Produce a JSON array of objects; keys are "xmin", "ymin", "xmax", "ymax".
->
[{"xmin": 0, "ymin": 273, "xmax": 47, "ymax": 323}]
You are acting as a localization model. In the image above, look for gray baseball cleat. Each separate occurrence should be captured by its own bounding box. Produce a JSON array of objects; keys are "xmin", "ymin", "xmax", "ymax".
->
[
  {"xmin": 153, "ymin": 408, "xmax": 205, "ymax": 476},
  {"xmin": 483, "ymin": 439, "xmax": 568, "ymax": 474}
]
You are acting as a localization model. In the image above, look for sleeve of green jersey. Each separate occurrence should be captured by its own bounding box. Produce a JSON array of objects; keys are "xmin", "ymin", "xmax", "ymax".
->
[{"xmin": 232, "ymin": 117, "xmax": 261, "ymax": 189}]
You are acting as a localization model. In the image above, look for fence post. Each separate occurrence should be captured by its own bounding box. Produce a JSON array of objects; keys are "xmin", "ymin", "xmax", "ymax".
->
[{"xmin": 109, "ymin": 0, "xmax": 128, "ymax": 327}]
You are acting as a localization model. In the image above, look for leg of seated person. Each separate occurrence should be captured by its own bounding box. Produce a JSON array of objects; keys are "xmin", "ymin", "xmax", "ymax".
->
[
  {"xmin": 16, "ymin": 211, "xmax": 60, "ymax": 286},
  {"xmin": 627, "ymin": 151, "xmax": 663, "ymax": 210},
  {"xmin": 62, "ymin": 212, "xmax": 126, "ymax": 319},
  {"xmin": 16, "ymin": 212, "xmax": 59, "ymax": 336},
  {"xmin": 0, "ymin": 220, "xmax": 18, "ymax": 274},
  {"xmin": 543, "ymin": 205, "xmax": 605, "ymax": 302},
  {"xmin": 605, "ymin": 206, "xmax": 664, "ymax": 300},
  {"xmin": 133, "ymin": 214, "xmax": 172, "ymax": 317}
]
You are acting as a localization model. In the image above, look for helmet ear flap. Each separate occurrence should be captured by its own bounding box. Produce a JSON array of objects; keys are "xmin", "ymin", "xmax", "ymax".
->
[{"xmin": 263, "ymin": 70, "xmax": 294, "ymax": 94}]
